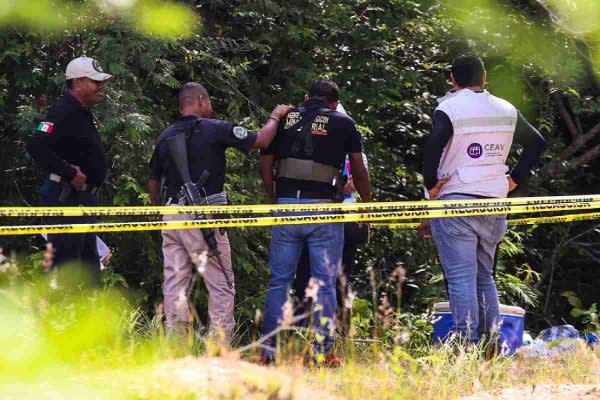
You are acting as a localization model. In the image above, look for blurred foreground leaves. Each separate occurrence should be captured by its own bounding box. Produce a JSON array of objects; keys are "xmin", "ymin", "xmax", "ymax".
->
[
  {"xmin": 0, "ymin": 0, "xmax": 198, "ymax": 38},
  {"xmin": 0, "ymin": 0, "xmax": 600, "ymax": 343}
]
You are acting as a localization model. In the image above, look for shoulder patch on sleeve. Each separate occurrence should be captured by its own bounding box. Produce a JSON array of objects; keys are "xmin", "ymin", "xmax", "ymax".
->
[
  {"xmin": 36, "ymin": 121, "xmax": 55, "ymax": 134},
  {"xmin": 233, "ymin": 126, "xmax": 248, "ymax": 140}
]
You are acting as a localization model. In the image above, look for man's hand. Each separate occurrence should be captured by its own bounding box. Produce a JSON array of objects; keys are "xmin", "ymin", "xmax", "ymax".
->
[
  {"xmin": 254, "ymin": 105, "xmax": 294, "ymax": 150},
  {"xmin": 427, "ymin": 177, "xmax": 450, "ymax": 200},
  {"xmin": 507, "ymin": 175, "xmax": 518, "ymax": 193},
  {"xmin": 70, "ymin": 165, "xmax": 87, "ymax": 191},
  {"xmin": 343, "ymin": 176, "xmax": 356, "ymax": 195},
  {"xmin": 271, "ymin": 104, "xmax": 294, "ymax": 120},
  {"xmin": 418, "ymin": 219, "xmax": 431, "ymax": 240}
]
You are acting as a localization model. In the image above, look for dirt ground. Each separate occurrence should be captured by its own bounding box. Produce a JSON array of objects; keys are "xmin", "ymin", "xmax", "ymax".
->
[
  {"xmin": 3, "ymin": 356, "xmax": 600, "ymax": 400},
  {"xmin": 126, "ymin": 356, "xmax": 341, "ymax": 399},
  {"xmin": 0, "ymin": 356, "xmax": 341, "ymax": 400},
  {"xmin": 460, "ymin": 384, "xmax": 600, "ymax": 400}
]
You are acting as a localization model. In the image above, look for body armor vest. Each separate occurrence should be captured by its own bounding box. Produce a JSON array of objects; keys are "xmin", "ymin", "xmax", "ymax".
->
[{"xmin": 275, "ymin": 107, "xmax": 340, "ymax": 194}]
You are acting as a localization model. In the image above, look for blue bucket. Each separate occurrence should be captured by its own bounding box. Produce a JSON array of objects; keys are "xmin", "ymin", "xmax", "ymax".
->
[{"xmin": 433, "ymin": 302, "xmax": 525, "ymax": 354}]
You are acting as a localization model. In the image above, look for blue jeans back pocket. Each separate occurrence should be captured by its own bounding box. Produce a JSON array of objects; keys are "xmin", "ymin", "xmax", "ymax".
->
[{"xmin": 491, "ymin": 216, "xmax": 508, "ymax": 244}]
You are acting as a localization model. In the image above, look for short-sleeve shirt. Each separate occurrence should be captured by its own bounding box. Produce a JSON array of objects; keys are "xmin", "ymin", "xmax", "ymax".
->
[
  {"xmin": 261, "ymin": 98, "xmax": 363, "ymax": 195},
  {"xmin": 26, "ymin": 92, "xmax": 108, "ymax": 185},
  {"xmin": 262, "ymin": 98, "xmax": 363, "ymax": 167},
  {"xmin": 149, "ymin": 115, "xmax": 257, "ymax": 197}
]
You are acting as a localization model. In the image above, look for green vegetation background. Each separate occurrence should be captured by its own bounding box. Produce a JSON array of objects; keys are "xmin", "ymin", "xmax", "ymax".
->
[{"xmin": 1, "ymin": 0, "xmax": 600, "ymax": 344}]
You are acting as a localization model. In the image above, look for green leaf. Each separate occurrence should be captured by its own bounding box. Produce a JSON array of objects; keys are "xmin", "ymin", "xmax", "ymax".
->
[
  {"xmin": 561, "ymin": 291, "xmax": 583, "ymax": 308},
  {"xmin": 109, "ymin": 63, "xmax": 125, "ymax": 76},
  {"xmin": 571, "ymin": 308, "xmax": 586, "ymax": 318}
]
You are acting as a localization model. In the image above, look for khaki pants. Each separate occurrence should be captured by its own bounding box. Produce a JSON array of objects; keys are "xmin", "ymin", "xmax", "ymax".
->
[{"xmin": 161, "ymin": 213, "xmax": 235, "ymax": 338}]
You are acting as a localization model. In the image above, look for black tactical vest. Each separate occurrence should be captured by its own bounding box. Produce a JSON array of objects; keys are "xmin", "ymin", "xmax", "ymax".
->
[{"xmin": 275, "ymin": 107, "xmax": 341, "ymax": 197}]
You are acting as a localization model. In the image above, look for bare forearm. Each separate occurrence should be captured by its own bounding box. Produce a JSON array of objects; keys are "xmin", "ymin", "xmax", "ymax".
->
[
  {"xmin": 254, "ymin": 105, "xmax": 293, "ymax": 149},
  {"xmin": 353, "ymin": 172, "xmax": 371, "ymax": 202},
  {"xmin": 262, "ymin": 178, "xmax": 274, "ymax": 200},
  {"xmin": 253, "ymin": 118, "xmax": 279, "ymax": 149},
  {"xmin": 348, "ymin": 153, "xmax": 371, "ymax": 202},
  {"xmin": 260, "ymin": 172, "xmax": 274, "ymax": 200},
  {"xmin": 259, "ymin": 156, "xmax": 275, "ymax": 200},
  {"xmin": 148, "ymin": 179, "xmax": 160, "ymax": 206}
]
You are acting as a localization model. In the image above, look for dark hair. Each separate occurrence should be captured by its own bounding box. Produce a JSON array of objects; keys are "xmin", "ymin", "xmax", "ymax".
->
[
  {"xmin": 451, "ymin": 53, "xmax": 485, "ymax": 87},
  {"xmin": 178, "ymin": 82, "xmax": 209, "ymax": 108},
  {"xmin": 308, "ymin": 79, "xmax": 340, "ymax": 103},
  {"xmin": 66, "ymin": 79, "xmax": 73, "ymax": 89}
]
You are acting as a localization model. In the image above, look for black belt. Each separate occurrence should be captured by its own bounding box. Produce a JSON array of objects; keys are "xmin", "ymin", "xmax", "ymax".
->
[
  {"xmin": 276, "ymin": 189, "xmax": 332, "ymax": 200},
  {"xmin": 48, "ymin": 174, "xmax": 100, "ymax": 195},
  {"xmin": 50, "ymin": 181, "xmax": 100, "ymax": 203}
]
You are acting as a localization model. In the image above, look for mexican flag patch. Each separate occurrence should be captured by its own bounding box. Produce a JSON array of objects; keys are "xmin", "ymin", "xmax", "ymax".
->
[{"xmin": 37, "ymin": 121, "xmax": 54, "ymax": 134}]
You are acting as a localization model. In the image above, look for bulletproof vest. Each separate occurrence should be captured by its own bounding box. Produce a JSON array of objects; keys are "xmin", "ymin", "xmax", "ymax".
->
[
  {"xmin": 275, "ymin": 107, "xmax": 340, "ymax": 187},
  {"xmin": 434, "ymin": 89, "xmax": 517, "ymax": 199}
]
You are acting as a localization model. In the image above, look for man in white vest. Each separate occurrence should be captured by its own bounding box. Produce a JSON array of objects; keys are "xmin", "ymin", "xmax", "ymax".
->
[{"xmin": 419, "ymin": 53, "xmax": 545, "ymax": 344}]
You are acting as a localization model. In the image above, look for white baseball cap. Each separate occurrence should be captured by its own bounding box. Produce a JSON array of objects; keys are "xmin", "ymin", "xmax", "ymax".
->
[{"xmin": 65, "ymin": 57, "xmax": 113, "ymax": 81}]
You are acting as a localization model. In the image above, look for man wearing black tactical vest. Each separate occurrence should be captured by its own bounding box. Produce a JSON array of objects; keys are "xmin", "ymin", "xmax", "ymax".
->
[
  {"xmin": 148, "ymin": 82, "xmax": 291, "ymax": 339},
  {"xmin": 259, "ymin": 80, "xmax": 371, "ymax": 367}
]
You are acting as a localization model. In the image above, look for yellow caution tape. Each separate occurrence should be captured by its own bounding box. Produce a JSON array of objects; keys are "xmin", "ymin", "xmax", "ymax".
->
[
  {"xmin": 1, "ymin": 194, "xmax": 600, "ymax": 217},
  {"xmin": 507, "ymin": 212, "xmax": 600, "ymax": 226},
  {"xmin": 371, "ymin": 222, "xmax": 420, "ymax": 229},
  {"xmin": 373, "ymin": 211, "xmax": 600, "ymax": 230},
  {"xmin": 0, "ymin": 201, "xmax": 598, "ymax": 236}
]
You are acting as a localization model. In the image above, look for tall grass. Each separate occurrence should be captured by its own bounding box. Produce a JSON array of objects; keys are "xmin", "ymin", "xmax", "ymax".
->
[
  {"xmin": 302, "ymin": 343, "xmax": 600, "ymax": 399},
  {"xmin": 1, "ymin": 264, "xmax": 599, "ymax": 399}
]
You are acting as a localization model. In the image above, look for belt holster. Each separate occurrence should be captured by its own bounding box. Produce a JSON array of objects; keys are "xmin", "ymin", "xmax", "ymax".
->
[{"xmin": 331, "ymin": 174, "xmax": 348, "ymax": 203}]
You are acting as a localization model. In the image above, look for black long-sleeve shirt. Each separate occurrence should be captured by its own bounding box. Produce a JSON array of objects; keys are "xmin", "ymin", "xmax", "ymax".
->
[
  {"xmin": 26, "ymin": 92, "xmax": 108, "ymax": 185},
  {"xmin": 423, "ymin": 110, "xmax": 545, "ymax": 190}
]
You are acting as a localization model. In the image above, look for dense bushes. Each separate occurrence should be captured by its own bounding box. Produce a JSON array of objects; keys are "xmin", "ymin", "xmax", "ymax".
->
[{"xmin": 1, "ymin": 0, "xmax": 599, "ymax": 342}]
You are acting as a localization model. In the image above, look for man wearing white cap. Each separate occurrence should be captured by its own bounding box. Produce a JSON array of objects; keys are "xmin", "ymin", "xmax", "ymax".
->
[{"xmin": 26, "ymin": 57, "xmax": 112, "ymax": 284}]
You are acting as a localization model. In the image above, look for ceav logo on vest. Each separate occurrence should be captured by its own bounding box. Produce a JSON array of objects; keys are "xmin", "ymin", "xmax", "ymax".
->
[{"xmin": 467, "ymin": 143, "xmax": 483, "ymax": 159}]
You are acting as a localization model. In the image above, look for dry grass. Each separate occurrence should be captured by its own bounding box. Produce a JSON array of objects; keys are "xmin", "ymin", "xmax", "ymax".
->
[
  {"xmin": 1, "ymin": 273, "xmax": 599, "ymax": 400},
  {"xmin": 296, "ymin": 342, "xmax": 600, "ymax": 400},
  {"xmin": 1, "ymin": 327, "xmax": 599, "ymax": 399}
]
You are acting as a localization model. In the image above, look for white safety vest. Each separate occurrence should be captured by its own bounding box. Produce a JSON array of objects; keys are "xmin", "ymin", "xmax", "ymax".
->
[{"xmin": 433, "ymin": 89, "xmax": 517, "ymax": 199}]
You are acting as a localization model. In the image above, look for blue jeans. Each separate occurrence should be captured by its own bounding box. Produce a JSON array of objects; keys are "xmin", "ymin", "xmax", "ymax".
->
[
  {"xmin": 430, "ymin": 194, "xmax": 508, "ymax": 342},
  {"xmin": 261, "ymin": 198, "xmax": 344, "ymax": 356}
]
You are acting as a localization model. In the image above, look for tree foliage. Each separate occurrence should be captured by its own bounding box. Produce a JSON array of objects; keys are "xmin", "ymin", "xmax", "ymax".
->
[{"xmin": 1, "ymin": 0, "xmax": 599, "ymax": 340}]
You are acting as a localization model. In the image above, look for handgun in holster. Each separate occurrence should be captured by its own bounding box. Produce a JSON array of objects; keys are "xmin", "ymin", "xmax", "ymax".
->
[{"xmin": 331, "ymin": 173, "xmax": 348, "ymax": 203}]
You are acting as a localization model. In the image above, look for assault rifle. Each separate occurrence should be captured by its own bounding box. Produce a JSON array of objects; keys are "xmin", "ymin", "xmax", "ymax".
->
[{"xmin": 166, "ymin": 132, "xmax": 233, "ymax": 290}]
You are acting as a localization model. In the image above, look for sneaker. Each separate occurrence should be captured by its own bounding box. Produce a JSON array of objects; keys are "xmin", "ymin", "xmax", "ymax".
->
[{"xmin": 318, "ymin": 352, "xmax": 345, "ymax": 368}]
